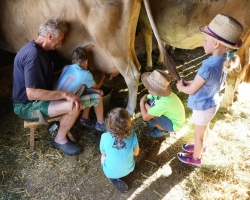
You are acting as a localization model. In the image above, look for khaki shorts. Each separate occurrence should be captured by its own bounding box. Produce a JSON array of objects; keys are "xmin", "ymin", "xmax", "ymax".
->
[
  {"xmin": 191, "ymin": 106, "xmax": 217, "ymax": 126},
  {"xmin": 80, "ymin": 93, "xmax": 100, "ymax": 108}
]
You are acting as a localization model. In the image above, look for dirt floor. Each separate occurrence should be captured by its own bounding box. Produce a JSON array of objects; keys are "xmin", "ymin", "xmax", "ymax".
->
[{"xmin": 0, "ymin": 35, "xmax": 249, "ymax": 200}]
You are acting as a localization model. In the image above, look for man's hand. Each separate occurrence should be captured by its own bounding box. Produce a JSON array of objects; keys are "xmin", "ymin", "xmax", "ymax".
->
[{"xmin": 65, "ymin": 92, "xmax": 82, "ymax": 110}]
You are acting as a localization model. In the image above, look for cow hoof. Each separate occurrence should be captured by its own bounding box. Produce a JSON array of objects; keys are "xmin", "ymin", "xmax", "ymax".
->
[{"xmin": 143, "ymin": 67, "xmax": 153, "ymax": 72}]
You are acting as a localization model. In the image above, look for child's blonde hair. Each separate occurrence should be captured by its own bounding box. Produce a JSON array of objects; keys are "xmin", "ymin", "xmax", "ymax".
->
[{"xmin": 105, "ymin": 107, "xmax": 132, "ymax": 141}]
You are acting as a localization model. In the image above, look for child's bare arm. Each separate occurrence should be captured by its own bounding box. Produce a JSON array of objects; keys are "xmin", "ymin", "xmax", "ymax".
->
[
  {"xmin": 140, "ymin": 94, "xmax": 155, "ymax": 121},
  {"xmin": 91, "ymin": 72, "xmax": 106, "ymax": 89},
  {"xmin": 133, "ymin": 146, "xmax": 139, "ymax": 156}
]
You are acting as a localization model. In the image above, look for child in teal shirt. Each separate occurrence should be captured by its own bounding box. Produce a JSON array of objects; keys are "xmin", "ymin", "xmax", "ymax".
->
[{"xmin": 100, "ymin": 107, "xmax": 139, "ymax": 193}]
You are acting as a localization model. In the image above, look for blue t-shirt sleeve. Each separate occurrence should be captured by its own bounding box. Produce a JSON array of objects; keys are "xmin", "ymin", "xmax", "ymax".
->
[
  {"xmin": 84, "ymin": 72, "xmax": 96, "ymax": 88},
  {"xmin": 131, "ymin": 131, "xmax": 139, "ymax": 148},
  {"xmin": 198, "ymin": 64, "xmax": 216, "ymax": 82}
]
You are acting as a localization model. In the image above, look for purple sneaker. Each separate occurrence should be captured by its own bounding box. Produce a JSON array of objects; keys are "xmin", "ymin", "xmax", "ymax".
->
[
  {"xmin": 177, "ymin": 152, "xmax": 202, "ymax": 167},
  {"xmin": 182, "ymin": 143, "xmax": 207, "ymax": 153}
]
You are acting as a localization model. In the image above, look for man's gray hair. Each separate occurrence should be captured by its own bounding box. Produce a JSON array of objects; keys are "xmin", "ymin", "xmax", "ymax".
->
[{"xmin": 38, "ymin": 17, "xmax": 67, "ymax": 38}]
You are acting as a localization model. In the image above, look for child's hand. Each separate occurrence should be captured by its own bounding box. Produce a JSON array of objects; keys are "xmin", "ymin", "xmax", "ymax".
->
[
  {"xmin": 145, "ymin": 103, "xmax": 152, "ymax": 111},
  {"xmin": 183, "ymin": 80, "xmax": 192, "ymax": 86},
  {"xmin": 96, "ymin": 89, "xmax": 104, "ymax": 96},
  {"xmin": 140, "ymin": 94, "xmax": 147, "ymax": 104},
  {"xmin": 101, "ymin": 154, "xmax": 106, "ymax": 165},
  {"xmin": 177, "ymin": 79, "xmax": 185, "ymax": 91}
]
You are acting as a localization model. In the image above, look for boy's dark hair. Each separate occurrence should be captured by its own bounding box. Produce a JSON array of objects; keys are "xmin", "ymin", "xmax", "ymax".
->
[
  {"xmin": 72, "ymin": 47, "xmax": 88, "ymax": 65},
  {"xmin": 105, "ymin": 107, "xmax": 132, "ymax": 141}
]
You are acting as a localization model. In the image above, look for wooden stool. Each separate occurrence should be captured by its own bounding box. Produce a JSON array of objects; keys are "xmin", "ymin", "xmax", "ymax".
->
[{"xmin": 24, "ymin": 116, "xmax": 61, "ymax": 151}]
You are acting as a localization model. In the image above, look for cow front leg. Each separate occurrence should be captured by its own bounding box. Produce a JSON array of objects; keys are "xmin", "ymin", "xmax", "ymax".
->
[{"xmin": 122, "ymin": 66, "xmax": 140, "ymax": 116}]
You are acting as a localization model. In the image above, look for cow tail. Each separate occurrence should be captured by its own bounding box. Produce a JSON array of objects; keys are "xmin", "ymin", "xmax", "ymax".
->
[{"xmin": 143, "ymin": 0, "xmax": 181, "ymax": 81}]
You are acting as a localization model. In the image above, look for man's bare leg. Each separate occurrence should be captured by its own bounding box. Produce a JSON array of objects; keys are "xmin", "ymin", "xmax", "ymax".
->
[{"xmin": 48, "ymin": 100, "xmax": 80, "ymax": 144}]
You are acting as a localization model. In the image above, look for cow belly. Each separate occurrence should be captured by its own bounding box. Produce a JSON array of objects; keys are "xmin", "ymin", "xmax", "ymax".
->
[
  {"xmin": 0, "ymin": 0, "xmax": 142, "ymax": 115},
  {"xmin": 139, "ymin": 0, "xmax": 250, "ymax": 68}
]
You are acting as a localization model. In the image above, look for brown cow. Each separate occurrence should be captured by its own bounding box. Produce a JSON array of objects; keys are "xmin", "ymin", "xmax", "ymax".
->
[
  {"xmin": 139, "ymin": 0, "xmax": 250, "ymax": 110},
  {"xmin": 0, "ymin": 0, "xmax": 142, "ymax": 115}
]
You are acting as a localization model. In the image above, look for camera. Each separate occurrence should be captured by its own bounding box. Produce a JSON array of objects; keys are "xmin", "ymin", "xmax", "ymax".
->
[{"xmin": 147, "ymin": 96, "xmax": 155, "ymax": 106}]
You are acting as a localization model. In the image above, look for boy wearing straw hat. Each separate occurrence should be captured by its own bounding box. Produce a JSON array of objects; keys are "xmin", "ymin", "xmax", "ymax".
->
[
  {"xmin": 140, "ymin": 69, "xmax": 185, "ymax": 138},
  {"xmin": 177, "ymin": 14, "xmax": 244, "ymax": 166}
]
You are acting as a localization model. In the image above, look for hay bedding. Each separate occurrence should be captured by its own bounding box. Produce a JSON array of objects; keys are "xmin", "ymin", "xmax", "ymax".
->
[
  {"xmin": 0, "ymin": 46, "xmax": 207, "ymax": 199},
  {"xmin": 1, "ymin": 45, "xmax": 249, "ymax": 200}
]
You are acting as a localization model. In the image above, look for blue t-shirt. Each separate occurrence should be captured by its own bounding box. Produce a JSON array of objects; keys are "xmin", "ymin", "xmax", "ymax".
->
[
  {"xmin": 100, "ymin": 131, "xmax": 139, "ymax": 178},
  {"xmin": 54, "ymin": 64, "xmax": 95, "ymax": 96},
  {"xmin": 12, "ymin": 41, "xmax": 53, "ymax": 101},
  {"xmin": 188, "ymin": 55, "xmax": 226, "ymax": 110}
]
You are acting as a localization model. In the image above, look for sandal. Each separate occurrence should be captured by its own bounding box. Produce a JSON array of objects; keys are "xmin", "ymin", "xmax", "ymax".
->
[{"xmin": 79, "ymin": 117, "xmax": 95, "ymax": 129}]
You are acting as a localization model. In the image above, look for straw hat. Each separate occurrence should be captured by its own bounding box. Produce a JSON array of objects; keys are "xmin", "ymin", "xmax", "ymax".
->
[
  {"xmin": 141, "ymin": 69, "xmax": 172, "ymax": 96},
  {"xmin": 199, "ymin": 14, "xmax": 244, "ymax": 49}
]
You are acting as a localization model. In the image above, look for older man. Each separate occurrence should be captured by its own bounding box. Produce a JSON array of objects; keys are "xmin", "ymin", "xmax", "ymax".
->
[{"xmin": 12, "ymin": 17, "xmax": 82, "ymax": 155}]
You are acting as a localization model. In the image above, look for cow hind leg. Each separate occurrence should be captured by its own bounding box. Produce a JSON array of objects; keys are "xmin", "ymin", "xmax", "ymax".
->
[
  {"xmin": 140, "ymin": 23, "xmax": 153, "ymax": 71},
  {"xmin": 156, "ymin": 41, "xmax": 167, "ymax": 66}
]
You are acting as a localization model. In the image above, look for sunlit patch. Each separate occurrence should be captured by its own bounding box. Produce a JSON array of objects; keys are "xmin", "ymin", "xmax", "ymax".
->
[
  {"xmin": 176, "ymin": 54, "xmax": 207, "ymax": 69},
  {"xmin": 119, "ymin": 88, "xmax": 128, "ymax": 92},
  {"xmin": 157, "ymin": 125, "xmax": 189, "ymax": 155},
  {"xmin": 128, "ymin": 159, "xmax": 174, "ymax": 200}
]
